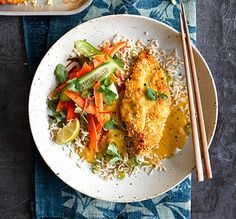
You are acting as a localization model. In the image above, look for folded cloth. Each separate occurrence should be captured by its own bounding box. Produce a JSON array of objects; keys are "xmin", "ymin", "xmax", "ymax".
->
[{"xmin": 23, "ymin": 1, "xmax": 196, "ymax": 218}]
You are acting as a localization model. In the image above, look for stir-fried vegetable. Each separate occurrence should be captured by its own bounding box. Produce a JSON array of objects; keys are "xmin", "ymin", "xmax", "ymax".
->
[
  {"xmin": 75, "ymin": 40, "xmax": 124, "ymax": 72},
  {"xmin": 47, "ymin": 39, "xmax": 128, "ymax": 157},
  {"xmin": 67, "ymin": 62, "xmax": 118, "ymax": 92}
]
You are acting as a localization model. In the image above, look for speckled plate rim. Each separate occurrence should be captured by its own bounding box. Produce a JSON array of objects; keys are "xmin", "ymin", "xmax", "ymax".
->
[{"xmin": 28, "ymin": 14, "xmax": 218, "ymax": 202}]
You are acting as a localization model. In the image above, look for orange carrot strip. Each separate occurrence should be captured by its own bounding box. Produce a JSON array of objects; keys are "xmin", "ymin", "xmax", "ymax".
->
[
  {"xmin": 87, "ymin": 115, "xmax": 98, "ymax": 152},
  {"xmin": 93, "ymin": 81, "xmax": 101, "ymax": 91},
  {"xmin": 93, "ymin": 54, "xmax": 108, "ymax": 68},
  {"xmin": 96, "ymin": 117, "xmax": 107, "ymax": 133},
  {"xmin": 93, "ymin": 54, "xmax": 108, "ymax": 63},
  {"xmin": 93, "ymin": 59, "xmax": 102, "ymax": 68},
  {"xmin": 56, "ymin": 100, "xmax": 65, "ymax": 112},
  {"xmin": 108, "ymin": 41, "xmax": 127, "ymax": 57},
  {"xmin": 68, "ymin": 63, "xmax": 93, "ymax": 80},
  {"xmin": 110, "ymin": 73, "xmax": 119, "ymax": 84},
  {"xmin": 95, "ymin": 93, "xmax": 103, "ymax": 122},
  {"xmin": 64, "ymin": 91, "xmax": 96, "ymax": 115},
  {"xmin": 75, "ymin": 62, "xmax": 93, "ymax": 78},
  {"xmin": 102, "ymin": 42, "xmax": 111, "ymax": 53},
  {"xmin": 93, "ymin": 81, "xmax": 103, "ymax": 123}
]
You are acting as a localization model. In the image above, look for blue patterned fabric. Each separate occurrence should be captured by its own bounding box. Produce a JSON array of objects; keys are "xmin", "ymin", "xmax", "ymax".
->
[{"xmin": 23, "ymin": 1, "xmax": 196, "ymax": 218}]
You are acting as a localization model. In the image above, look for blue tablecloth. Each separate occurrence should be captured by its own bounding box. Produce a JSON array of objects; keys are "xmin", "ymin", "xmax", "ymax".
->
[{"xmin": 23, "ymin": 1, "xmax": 196, "ymax": 218}]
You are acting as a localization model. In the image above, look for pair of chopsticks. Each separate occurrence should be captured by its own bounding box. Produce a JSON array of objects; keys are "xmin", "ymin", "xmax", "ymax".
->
[{"xmin": 180, "ymin": 3, "xmax": 212, "ymax": 182}]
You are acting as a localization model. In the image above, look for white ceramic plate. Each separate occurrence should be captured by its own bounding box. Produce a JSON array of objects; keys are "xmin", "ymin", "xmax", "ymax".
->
[{"xmin": 29, "ymin": 15, "xmax": 218, "ymax": 202}]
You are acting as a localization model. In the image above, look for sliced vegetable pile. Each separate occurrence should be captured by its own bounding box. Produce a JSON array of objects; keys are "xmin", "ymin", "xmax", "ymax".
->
[{"xmin": 47, "ymin": 40, "xmax": 127, "ymax": 153}]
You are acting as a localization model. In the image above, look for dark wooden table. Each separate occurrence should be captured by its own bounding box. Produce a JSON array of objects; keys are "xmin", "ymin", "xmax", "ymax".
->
[{"xmin": 0, "ymin": 1, "xmax": 235, "ymax": 218}]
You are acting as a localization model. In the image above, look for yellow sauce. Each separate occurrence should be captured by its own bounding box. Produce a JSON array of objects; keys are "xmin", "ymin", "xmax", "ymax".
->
[
  {"xmin": 78, "ymin": 147, "xmax": 95, "ymax": 163},
  {"xmin": 78, "ymin": 93, "xmax": 189, "ymax": 163},
  {"xmin": 153, "ymin": 100, "xmax": 189, "ymax": 159}
]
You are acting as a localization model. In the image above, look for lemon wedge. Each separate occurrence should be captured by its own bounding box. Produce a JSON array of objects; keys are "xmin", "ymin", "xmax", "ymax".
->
[{"xmin": 56, "ymin": 118, "xmax": 80, "ymax": 144}]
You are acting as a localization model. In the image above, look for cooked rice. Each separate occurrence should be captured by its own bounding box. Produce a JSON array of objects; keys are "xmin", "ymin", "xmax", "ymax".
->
[
  {"xmin": 49, "ymin": 34, "xmax": 189, "ymax": 180},
  {"xmin": 49, "ymin": 122, "xmax": 60, "ymax": 140}
]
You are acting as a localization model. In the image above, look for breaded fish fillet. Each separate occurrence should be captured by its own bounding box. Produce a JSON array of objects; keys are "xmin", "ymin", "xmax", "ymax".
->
[
  {"xmin": 120, "ymin": 50, "xmax": 171, "ymax": 155},
  {"xmin": 0, "ymin": 0, "xmax": 24, "ymax": 4}
]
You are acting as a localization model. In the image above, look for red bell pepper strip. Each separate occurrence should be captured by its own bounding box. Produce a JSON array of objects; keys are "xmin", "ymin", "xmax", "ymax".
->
[
  {"xmin": 81, "ymin": 98, "xmax": 88, "ymax": 114},
  {"xmin": 66, "ymin": 102, "xmax": 77, "ymax": 122},
  {"xmin": 68, "ymin": 65, "xmax": 78, "ymax": 74},
  {"xmin": 68, "ymin": 66, "xmax": 80, "ymax": 80},
  {"xmin": 98, "ymin": 111, "xmax": 116, "ymax": 115},
  {"xmin": 95, "ymin": 119, "xmax": 100, "ymax": 130}
]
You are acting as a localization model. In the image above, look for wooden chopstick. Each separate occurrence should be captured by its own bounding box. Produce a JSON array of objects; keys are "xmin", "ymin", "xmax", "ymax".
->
[
  {"xmin": 181, "ymin": 3, "xmax": 212, "ymax": 179},
  {"xmin": 179, "ymin": 13, "xmax": 204, "ymax": 182}
]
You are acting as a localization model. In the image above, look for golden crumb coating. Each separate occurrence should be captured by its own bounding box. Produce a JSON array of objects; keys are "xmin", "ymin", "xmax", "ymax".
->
[
  {"xmin": 0, "ymin": 0, "xmax": 24, "ymax": 4},
  {"xmin": 120, "ymin": 50, "xmax": 171, "ymax": 155}
]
